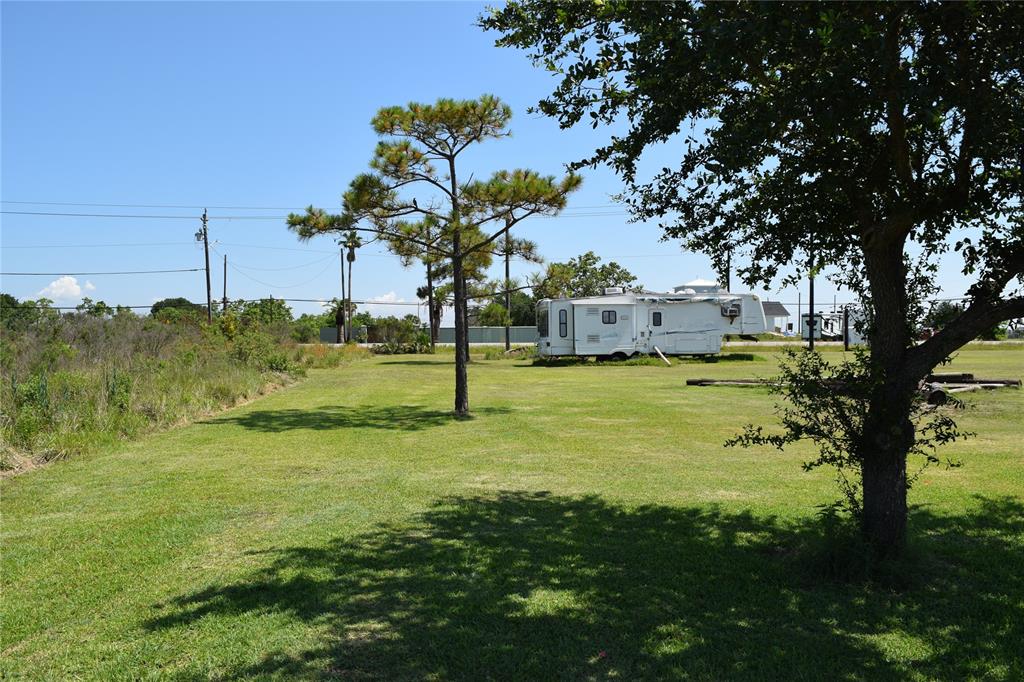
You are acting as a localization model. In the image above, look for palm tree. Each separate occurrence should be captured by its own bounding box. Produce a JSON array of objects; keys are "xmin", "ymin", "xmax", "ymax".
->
[
  {"xmin": 342, "ymin": 230, "xmax": 361, "ymax": 342},
  {"xmin": 286, "ymin": 208, "xmax": 356, "ymax": 343}
]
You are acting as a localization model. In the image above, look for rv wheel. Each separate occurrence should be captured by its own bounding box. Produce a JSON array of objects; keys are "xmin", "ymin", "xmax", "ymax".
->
[{"xmin": 611, "ymin": 352, "xmax": 629, "ymax": 361}]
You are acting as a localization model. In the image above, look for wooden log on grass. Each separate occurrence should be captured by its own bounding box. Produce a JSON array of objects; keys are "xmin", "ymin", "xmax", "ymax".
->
[
  {"xmin": 927, "ymin": 372, "xmax": 975, "ymax": 383},
  {"xmin": 685, "ymin": 378, "xmax": 766, "ymax": 386},
  {"xmin": 926, "ymin": 373, "xmax": 1020, "ymax": 386}
]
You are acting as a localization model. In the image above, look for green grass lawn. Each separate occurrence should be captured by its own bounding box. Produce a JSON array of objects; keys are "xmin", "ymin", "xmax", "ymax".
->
[{"xmin": 2, "ymin": 347, "xmax": 1022, "ymax": 680}]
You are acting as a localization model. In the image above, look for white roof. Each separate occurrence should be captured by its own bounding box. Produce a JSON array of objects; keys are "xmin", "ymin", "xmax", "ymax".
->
[
  {"xmin": 673, "ymin": 278, "xmax": 723, "ymax": 293},
  {"xmin": 569, "ymin": 294, "xmax": 637, "ymax": 305},
  {"xmin": 566, "ymin": 292, "xmax": 737, "ymax": 305}
]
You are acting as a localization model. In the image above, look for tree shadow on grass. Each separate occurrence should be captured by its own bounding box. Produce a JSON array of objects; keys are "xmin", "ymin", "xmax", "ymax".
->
[
  {"xmin": 204, "ymin": 404, "xmax": 512, "ymax": 432},
  {"xmin": 147, "ymin": 492, "xmax": 1023, "ymax": 680}
]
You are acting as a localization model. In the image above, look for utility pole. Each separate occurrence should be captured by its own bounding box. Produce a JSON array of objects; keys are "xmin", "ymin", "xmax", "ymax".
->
[
  {"xmin": 807, "ymin": 233, "xmax": 816, "ymax": 351},
  {"xmin": 724, "ymin": 244, "xmax": 732, "ymax": 292},
  {"xmin": 808, "ymin": 272, "xmax": 815, "ymax": 351},
  {"xmin": 344, "ymin": 232, "xmax": 358, "ymax": 343},
  {"xmin": 222, "ymin": 254, "xmax": 228, "ymax": 312},
  {"xmin": 843, "ymin": 305, "xmax": 850, "ymax": 352},
  {"xmin": 338, "ymin": 244, "xmax": 346, "ymax": 344},
  {"xmin": 196, "ymin": 209, "xmax": 212, "ymax": 324}
]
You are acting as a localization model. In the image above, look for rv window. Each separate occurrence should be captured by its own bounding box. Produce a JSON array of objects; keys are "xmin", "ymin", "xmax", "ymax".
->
[
  {"xmin": 536, "ymin": 308, "xmax": 549, "ymax": 337},
  {"xmin": 652, "ymin": 312, "xmax": 662, "ymax": 327},
  {"xmin": 602, "ymin": 310, "xmax": 617, "ymax": 324},
  {"xmin": 558, "ymin": 309, "xmax": 567, "ymax": 337}
]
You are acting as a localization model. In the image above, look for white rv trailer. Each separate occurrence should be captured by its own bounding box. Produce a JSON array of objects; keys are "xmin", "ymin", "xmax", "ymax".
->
[
  {"xmin": 801, "ymin": 310, "xmax": 867, "ymax": 345},
  {"xmin": 535, "ymin": 288, "xmax": 768, "ymax": 358}
]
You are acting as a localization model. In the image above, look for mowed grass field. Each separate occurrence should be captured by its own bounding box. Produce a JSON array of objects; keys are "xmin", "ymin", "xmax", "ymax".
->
[{"xmin": 2, "ymin": 346, "xmax": 1022, "ymax": 680}]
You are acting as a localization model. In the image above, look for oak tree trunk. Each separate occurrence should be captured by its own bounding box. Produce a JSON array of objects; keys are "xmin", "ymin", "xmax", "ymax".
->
[
  {"xmin": 860, "ymin": 237, "xmax": 915, "ymax": 556},
  {"xmin": 860, "ymin": 398, "xmax": 913, "ymax": 556}
]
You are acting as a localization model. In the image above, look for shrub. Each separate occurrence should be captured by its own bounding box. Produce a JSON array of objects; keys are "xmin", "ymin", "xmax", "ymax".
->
[
  {"xmin": 0, "ymin": 308, "xmax": 310, "ymax": 473},
  {"xmin": 293, "ymin": 343, "xmax": 372, "ymax": 368},
  {"xmin": 370, "ymin": 327, "xmax": 432, "ymax": 355},
  {"xmin": 230, "ymin": 330, "xmax": 295, "ymax": 371},
  {"xmin": 482, "ymin": 346, "xmax": 537, "ymax": 360}
]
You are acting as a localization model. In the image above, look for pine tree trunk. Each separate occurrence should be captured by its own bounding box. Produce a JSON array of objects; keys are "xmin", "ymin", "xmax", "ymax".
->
[
  {"xmin": 448, "ymin": 155, "xmax": 469, "ymax": 416},
  {"xmin": 461, "ymin": 275, "xmax": 472, "ymax": 364},
  {"xmin": 432, "ymin": 299, "xmax": 441, "ymax": 344},
  {"xmin": 452, "ymin": 253, "xmax": 470, "ymax": 416},
  {"xmin": 504, "ymin": 244, "xmax": 511, "ymax": 352}
]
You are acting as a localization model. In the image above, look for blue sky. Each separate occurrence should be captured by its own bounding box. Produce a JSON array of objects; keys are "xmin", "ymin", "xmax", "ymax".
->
[{"xmin": 2, "ymin": 1, "xmax": 972, "ymax": 323}]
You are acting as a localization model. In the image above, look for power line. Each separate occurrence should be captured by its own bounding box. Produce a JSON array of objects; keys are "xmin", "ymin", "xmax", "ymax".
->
[
  {"xmin": 1, "ymin": 201, "xmax": 307, "ymax": 210},
  {"xmin": 280, "ymin": 298, "xmax": 423, "ymax": 306},
  {"xmin": 227, "ymin": 253, "xmax": 338, "ymax": 272},
  {"xmin": 214, "ymin": 246, "xmax": 340, "ymax": 289},
  {"xmin": 214, "ymin": 211, "xmax": 631, "ymax": 220},
  {"xmin": 0, "ymin": 268, "xmax": 202, "ymax": 276},
  {"xmin": 0, "ymin": 303, "xmax": 157, "ymax": 310},
  {"xmin": 217, "ymin": 242, "xmax": 338, "ymax": 254},
  {"xmin": 216, "ymin": 241, "xmax": 395, "ymax": 257},
  {"xmin": 209, "ymin": 210, "xmax": 631, "ymax": 220},
  {"xmin": 2, "ymin": 199, "xmax": 624, "ymax": 211},
  {"xmin": 0, "ymin": 242, "xmax": 195, "ymax": 249},
  {"xmin": 0, "ymin": 240, "xmax": 363, "ymax": 255},
  {"xmin": 0, "ymin": 292, "xmax": 982, "ymax": 313},
  {"xmin": 0, "ymin": 297, "xmax": 425, "ymax": 310},
  {"xmin": 1, "ymin": 211, "xmax": 200, "ymax": 219},
  {"xmin": 0, "ymin": 237, "xmax": 688, "ymax": 261},
  {"xmin": 1, "ymin": 209, "xmax": 631, "ymax": 221}
]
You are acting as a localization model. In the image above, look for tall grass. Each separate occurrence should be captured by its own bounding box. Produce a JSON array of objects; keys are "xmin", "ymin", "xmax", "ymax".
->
[{"xmin": 0, "ymin": 313, "xmax": 322, "ymax": 472}]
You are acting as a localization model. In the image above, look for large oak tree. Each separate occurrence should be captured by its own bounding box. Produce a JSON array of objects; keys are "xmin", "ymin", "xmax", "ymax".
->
[{"xmin": 484, "ymin": 2, "xmax": 1024, "ymax": 554}]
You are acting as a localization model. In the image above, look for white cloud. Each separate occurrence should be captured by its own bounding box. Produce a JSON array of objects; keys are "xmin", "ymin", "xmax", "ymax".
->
[
  {"xmin": 37, "ymin": 275, "xmax": 93, "ymax": 301},
  {"xmin": 363, "ymin": 291, "xmax": 420, "ymax": 319},
  {"xmin": 376, "ymin": 291, "xmax": 403, "ymax": 303}
]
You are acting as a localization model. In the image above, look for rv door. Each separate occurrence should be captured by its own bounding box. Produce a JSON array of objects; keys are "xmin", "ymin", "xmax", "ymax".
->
[{"xmin": 646, "ymin": 307, "xmax": 666, "ymax": 354}]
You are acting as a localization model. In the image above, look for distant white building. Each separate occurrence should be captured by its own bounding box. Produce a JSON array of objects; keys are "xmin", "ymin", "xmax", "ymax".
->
[
  {"xmin": 761, "ymin": 301, "xmax": 791, "ymax": 333},
  {"xmin": 673, "ymin": 278, "xmax": 724, "ymax": 294}
]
